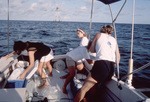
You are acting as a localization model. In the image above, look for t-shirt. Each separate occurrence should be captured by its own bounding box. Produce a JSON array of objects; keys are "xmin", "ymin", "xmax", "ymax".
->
[
  {"xmin": 95, "ymin": 33, "xmax": 117, "ymax": 62},
  {"xmin": 26, "ymin": 42, "xmax": 51, "ymax": 60},
  {"xmin": 79, "ymin": 37, "xmax": 89, "ymax": 47},
  {"xmin": 66, "ymin": 46, "xmax": 90, "ymax": 61}
]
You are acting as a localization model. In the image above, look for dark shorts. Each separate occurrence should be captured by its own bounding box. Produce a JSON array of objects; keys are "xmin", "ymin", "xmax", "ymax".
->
[{"xmin": 90, "ymin": 60, "xmax": 114, "ymax": 83}]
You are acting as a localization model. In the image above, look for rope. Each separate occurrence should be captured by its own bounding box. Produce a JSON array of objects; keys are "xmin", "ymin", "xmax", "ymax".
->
[
  {"xmin": 7, "ymin": 0, "xmax": 10, "ymax": 54},
  {"xmin": 113, "ymin": 0, "xmax": 127, "ymax": 23},
  {"xmin": 121, "ymin": 62, "xmax": 150, "ymax": 81},
  {"xmin": 88, "ymin": 0, "xmax": 94, "ymax": 40}
]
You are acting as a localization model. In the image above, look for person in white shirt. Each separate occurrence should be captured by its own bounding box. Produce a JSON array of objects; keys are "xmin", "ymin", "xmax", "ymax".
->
[
  {"xmin": 74, "ymin": 25, "xmax": 120, "ymax": 102},
  {"xmin": 76, "ymin": 28, "xmax": 90, "ymax": 71},
  {"xmin": 61, "ymin": 28, "xmax": 92, "ymax": 94},
  {"xmin": 77, "ymin": 28, "xmax": 89, "ymax": 47},
  {"xmin": 61, "ymin": 46, "xmax": 92, "ymax": 94}
]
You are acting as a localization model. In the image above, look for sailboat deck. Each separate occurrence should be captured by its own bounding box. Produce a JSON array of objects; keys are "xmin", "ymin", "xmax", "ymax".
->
[{"xmin": 26, "ymin": 68, "xmax": 74, "ymax": 102}]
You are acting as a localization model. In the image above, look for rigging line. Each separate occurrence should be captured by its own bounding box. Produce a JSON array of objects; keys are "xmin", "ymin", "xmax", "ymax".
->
[
  {"xmin": 113, "ymin": 0, "xmax": 127, "ymax": 23},
  {"xmin": 121, "ymin": 62, "xmax": 150, "ymax": 81},
  {"xmin": 108, "ymin": 4, "xmax": 120, "ymax": 80},
  {"xmin": 7, "ymin": 0, "xmax": 10, "ymax": 54},
  {"xmin": 88, "ymin": 0, "xmax": 94, "ymax": 40}
]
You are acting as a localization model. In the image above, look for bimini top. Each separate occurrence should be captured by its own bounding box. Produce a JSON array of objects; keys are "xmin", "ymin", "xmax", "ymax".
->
[{"xmin": 98, "ymin": 0, "xmax": 121, "ymax": 4}]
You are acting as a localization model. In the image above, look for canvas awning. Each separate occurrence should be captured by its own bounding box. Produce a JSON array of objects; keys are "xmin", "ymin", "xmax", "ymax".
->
[{"xmin": 98, "ymin": 0, "xmax": 121, "ymax": 4}]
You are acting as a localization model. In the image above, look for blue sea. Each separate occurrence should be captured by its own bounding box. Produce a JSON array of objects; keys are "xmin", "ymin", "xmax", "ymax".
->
[{"xmin": 0, "ymin": 20, "xmax": 150, "ymax": 89}]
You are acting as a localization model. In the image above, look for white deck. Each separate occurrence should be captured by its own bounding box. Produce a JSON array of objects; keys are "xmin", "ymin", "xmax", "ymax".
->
[{"xmin": 26, "ymin": 68, "xmax": 74, "ymax": 102}]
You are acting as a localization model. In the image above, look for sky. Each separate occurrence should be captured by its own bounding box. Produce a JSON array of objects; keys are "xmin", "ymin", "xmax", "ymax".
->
[{"xmin": 0, "ymin": 0, "xmax": 150, "ymax": 24}]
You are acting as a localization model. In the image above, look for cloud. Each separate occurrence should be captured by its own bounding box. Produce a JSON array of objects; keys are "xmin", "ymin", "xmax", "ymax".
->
[
  {"xmin": 80, "ymin": 6, "xmax": 87, "ymax": 11},
  {"xmin": 0, "ymin": 0, "xmax": 149, "ymax": 24},
  {"xmin": 29, "ymin": 3, "xmax": 37, "ymax": 11}
]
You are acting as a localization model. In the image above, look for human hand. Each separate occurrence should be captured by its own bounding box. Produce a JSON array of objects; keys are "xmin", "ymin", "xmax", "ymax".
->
[
  {"xmin": 20, "ymin": 73, "xmax": 26, "ymax": 80},
  {"xmin": 86, "ymin": 59, "xmax": 94, "ymax": 64},
  {"xmin": 1, "ymin": 56, "xmax": 9, "ymax": 60},
  {"xmin": 114, "ymin": 62, "xmax": 119, "ymax": 67}
]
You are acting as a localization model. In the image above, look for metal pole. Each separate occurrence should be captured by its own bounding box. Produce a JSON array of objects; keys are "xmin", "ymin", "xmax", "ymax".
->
[
  {"xmin": 127, "ymin": 0, "xmax": 135, "ymax": 86},
  {"xmin": 109, "ymin": 4, "xmax": 120, "ymax": 79},
  {"xmin": 89, "ymin": 0, "xmax": 94, "ymax": 40},
  {"xmin": 7, "ymin": 0, "xmax": 10, "ymax": 54}
]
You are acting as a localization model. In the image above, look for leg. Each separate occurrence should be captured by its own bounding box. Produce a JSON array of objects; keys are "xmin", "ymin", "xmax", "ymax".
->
[
  {"xmin": 46, "ymin": 60, "xmax": 53, "ymax": 77},
  {"xmin": 60, "ymin": 73, "xmax": 70, "ymax": 79},
  {"xmin": 76, "ymin": 60, "xmax": 84, "ymax": 71},
  {"xmin": 62, "ymin": 66, "xmax": 76, "ymax": 94},
  {"xmin": 76, "ymin": 63, "xmax": 84, "ymax": 71},
  {"xmin": 74, "ymin": 74, "xmax": 97, "ymax": 102},
  {"xmin": 37, "ymin": 62, "xmax": 48, "ymax": 89}
]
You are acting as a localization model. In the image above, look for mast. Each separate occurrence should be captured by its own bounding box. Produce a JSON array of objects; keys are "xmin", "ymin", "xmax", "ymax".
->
[{"xmin": 55, "ymin": 7, "xmax": 60, "ymax": 22}]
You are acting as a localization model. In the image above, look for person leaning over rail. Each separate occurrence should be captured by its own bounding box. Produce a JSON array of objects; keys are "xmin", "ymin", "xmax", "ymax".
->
[
  {"xmin": 74, "ymin": 25, "xmax": 120, "ymax": 102},
  {"xmin": 2, "ymin": 41, "xmax": 54, "ymax": 89},
  {"xmin": 60, "ymin": 42, "xmax": 94, "ymax": 94},
  {"xmin": 60, "ymin": 28, "xmax": 93, "ymax": 94}
]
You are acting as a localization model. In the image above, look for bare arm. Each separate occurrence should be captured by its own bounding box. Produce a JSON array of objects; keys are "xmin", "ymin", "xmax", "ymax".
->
[
  {"xmin": 20, "ymin": 51, "xmax": 35, "ymax": 79},
  {"xmin": 86, "ymin": 59, "xmax": 95, "ymax": 64},
  {"xmin": 89, "ymin": 33, "xmax": 101, "ymax": 53},
  {"xmin": 1, "ymin": 51, "xmax": 17, "ymax": 60}
]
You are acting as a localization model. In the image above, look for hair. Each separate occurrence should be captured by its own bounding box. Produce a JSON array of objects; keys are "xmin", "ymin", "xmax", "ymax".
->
[
  {"xmin": 13, "ymin": 41, "xmax": 26, "ymax": 54},
  {"xmin": 77, "ymin": 28, "xmax": 87, "ymax": 36},
  {"xmin": 100, "ymin": 25, "xmax": 114, "ymax": 34}
]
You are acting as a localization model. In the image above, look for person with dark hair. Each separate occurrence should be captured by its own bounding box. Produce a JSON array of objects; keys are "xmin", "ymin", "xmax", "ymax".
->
[
  {"xmin": 2, "ymin": 41, "xmax": 54, "ymax": 89},
  {"xmin": 74, "ymin": 25, "xmax": 120, "ymax": 102}
]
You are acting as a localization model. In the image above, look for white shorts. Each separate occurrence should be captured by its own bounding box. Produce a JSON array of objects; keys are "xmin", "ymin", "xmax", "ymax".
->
[{"xmin": 40, "ymin": 50, "xmax": 54, "ymax": 62}]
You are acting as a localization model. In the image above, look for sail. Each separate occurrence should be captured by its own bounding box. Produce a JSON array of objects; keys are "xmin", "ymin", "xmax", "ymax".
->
[{"xmin": 98, "ymin": 0, "xmax": 120, "ymax": 4}]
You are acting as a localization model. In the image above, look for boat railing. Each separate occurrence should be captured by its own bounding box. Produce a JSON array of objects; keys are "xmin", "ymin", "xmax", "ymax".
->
[{"xmin": 120, "ymin": 62, "xmax": 150, "ymax": 83}]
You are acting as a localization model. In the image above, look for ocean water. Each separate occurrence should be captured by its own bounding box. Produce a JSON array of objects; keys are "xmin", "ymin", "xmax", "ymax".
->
[{"xmin": 0, "ymin": 20, "xmax": 150, "ymax": 89}]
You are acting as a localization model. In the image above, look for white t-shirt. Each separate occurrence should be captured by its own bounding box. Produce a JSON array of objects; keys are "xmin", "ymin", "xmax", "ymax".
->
[
  {"xmin": 95, "ymin": 33, "xmax": 117, "ymax": 62},
  {"xmin": 79, "ymin": 37, "xmax": 89, "ymax": 46},
  {"xmin": 66, "ymin": 46, "xmax": 90, "ymax": 61}
]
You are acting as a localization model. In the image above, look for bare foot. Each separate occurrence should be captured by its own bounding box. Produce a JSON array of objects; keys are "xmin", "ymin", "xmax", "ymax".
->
[
  {"xmin": 62, "ymin": 86, "xmax": 68, "ymax": 94},
  {"xmin": 48, "ymin": 72, "xmax": 53, "ymax": 77},
  {"xmin": 38, "ymin": 83, "xmax": 48, "ymax": 89}
]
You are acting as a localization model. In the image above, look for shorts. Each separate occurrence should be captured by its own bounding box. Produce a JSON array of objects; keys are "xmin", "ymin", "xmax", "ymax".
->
[
  {"xmin": 66, "ymin": 56, "xmax": 83, "ymax": 67},
  {"xmin": 66, "ymin": 56, "xmax": 75, "ymax": 67},
  {"xmin": 40, "ymin": 50, "xmax": 54, "ymax": 62},
  {"xmin": 76, "ymin": 60, "xmax": 83, "ymax": 65},
  {"xmin": 90, "ymin": 60, "xmax": 114, "ymax": 83}
]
